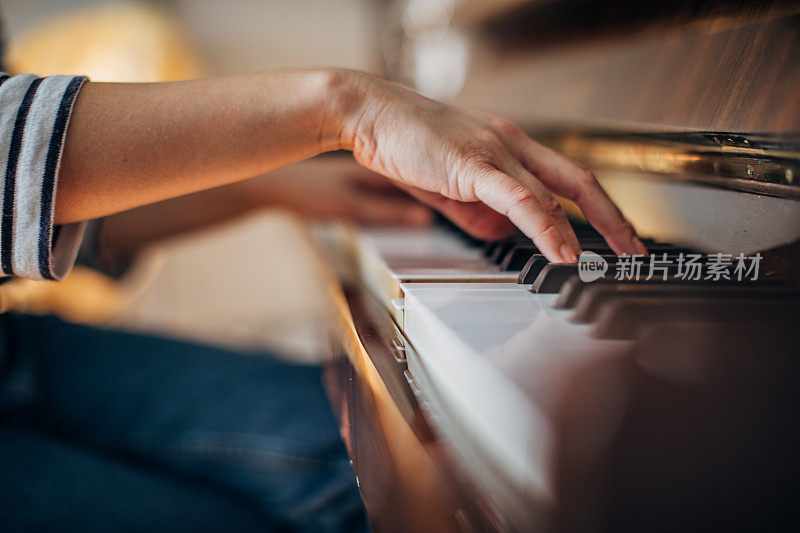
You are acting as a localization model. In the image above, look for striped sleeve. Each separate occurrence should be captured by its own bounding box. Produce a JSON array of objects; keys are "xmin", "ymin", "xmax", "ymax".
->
[{"xmin": 0, "ymin": 73, "xmax": 88, "ymax": 281}]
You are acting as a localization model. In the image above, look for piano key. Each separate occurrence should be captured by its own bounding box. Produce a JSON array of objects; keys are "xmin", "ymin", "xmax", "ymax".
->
[
  {"xmin": 576, "ymin": 238, "xmax": 612, "ymax": 247},
  {"xmin": 571, "ymin": 224, "xmax": 603, "ymax": 239},
  {"xmin": 461, "ymin": 234, "xmax": 486, "ymax": 248},
  {"xmin": 501, "ymin": 236, "xmax": 675, "ymax": 274},
  {"xmin": 532, "ymin": 264, "xmax": 589, "ymax": 293},
  {"xmin": 489, "ymin": 240, "xmax": 518, "ymax": 264},
  {"xmin": 553, "ymin": 275, "xmax": 789, "ymax": 310},
  {"xmin": 641, "ymin": 244, "xmax": 695, "ymax": 254},
  {"xmin": 482, "ymin": 241, "xmax": 502, "ymax": 258},
  {"xmin": 483, "ymin": 236, "xmax": 527, "ymax": 258},
  {"xmin": 509, "ymin": 244, "xmax": 617, "ymax": 274},
  {"xmin": 501, "ymin": 245, "xmax": 539, "ymax": 271},
  {"xmin": 592, "ymin": 297, "xmax": 800, "ymax": 340},
  {"xmin": 531, "ymin": 258, "xmax": 738, "ymax": 293},
  {"xmin": 571, "ymin": 284, "xmax": 800, "ymax": 324},
  {"xmin": 502, "ymin": 239, "xmax": 675, "ymax": 273},
  {"xmin": 497, "ymin": 235, "xmax": 625, "ymax": 271},
  {"xmin": 520, "ymin": 255, "xmax": 624, "ymax": 285},
  {"xmin": 517, "ymin": 255, "xmax": 550, "ymax": 284},
  {"xmin": 526, "ymin": 251, "xmax": 720, "ymax": 289}
]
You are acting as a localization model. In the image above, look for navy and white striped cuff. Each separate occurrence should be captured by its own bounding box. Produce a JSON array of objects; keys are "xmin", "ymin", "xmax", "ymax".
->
[{"xmin": 0, "ymin": 73, "xmax": 88, "ymax": 281}]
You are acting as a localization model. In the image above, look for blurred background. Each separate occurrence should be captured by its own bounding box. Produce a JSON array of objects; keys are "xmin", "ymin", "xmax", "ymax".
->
[
  {"xmin": 0, "ymin": 0, "xmax": 393, "ymax": 361},
  {"xmin": 0, "ymin": 0, "xmax": 541, "ymax": 363},
  {"xmin": 3, "ymin": 0, "xmax": 799, "ymax": 362},
  {"xmin": 1, "ymin": 0, "xmax": 382, "ymax": 76}
]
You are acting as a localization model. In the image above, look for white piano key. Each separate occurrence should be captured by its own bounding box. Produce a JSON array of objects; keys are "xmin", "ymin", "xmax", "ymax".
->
[{"xmin": 400, "ymin": 282, "xmax": 631, "ymax": 514}]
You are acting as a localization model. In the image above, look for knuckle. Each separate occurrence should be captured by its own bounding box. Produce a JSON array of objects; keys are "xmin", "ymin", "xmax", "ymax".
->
[
  {"xmin": 472, "ymin": 125, "xmax": 506, "ymax": 150},
  {"xmin": 613, "ymin": 219, "xmax": 635, "ymax": 236},
  {"xmin": 540, "ymin": 194, "xmax": 563, "ymax": 218},
  {"xmin": 507, "ymin": 124, "xmax": 525, "ymax": 139},
  {"xmin": 464, "ymin": 165, "xmax": 496, "ymax": 201},
  {"xmin": 484, "ymin": 134, "xmax": 506, "ymax": 154},
  {"xmin": 533, "ymin": 220, "xmax": 559, "ymax": 240},
  {"xmin": 493, "ymin": 118, "xmax": 522, "ymax": 137},
  {"xmin": 458, "ymin": 141, "xmax": 492, "ymax": 164},
  {"xmin": 461, "ymin": 145, "xmax": 505, "ymax": 176},
  {"xmin": 470, "ymin": 127, "xmax": 496, "ymax": 146},
  {"xmin": 573, "ymin": 168, "xmax": 599, "ymax": 201},
  {"xmin": 507, "ymin": 184, "xmax": 534, "ymax": 213},
  {"xmin": 580, "ymin": 167, "xmax": 598, "ymax": 185},
  {"xmin": 471, "ymin": 171, "xmax": 491, "ymax": 195}
]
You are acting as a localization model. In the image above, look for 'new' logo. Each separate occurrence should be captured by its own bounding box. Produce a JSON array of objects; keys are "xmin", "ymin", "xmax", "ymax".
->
[{"xmin": 578, "ymin": 251, "xmax": 608, "ymax": 282}]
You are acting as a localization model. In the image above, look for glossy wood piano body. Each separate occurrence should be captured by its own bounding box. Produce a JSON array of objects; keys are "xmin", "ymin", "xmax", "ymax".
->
[{"xmin": 323, "ymin": 1, "xmax": 800, "ymax": 531}]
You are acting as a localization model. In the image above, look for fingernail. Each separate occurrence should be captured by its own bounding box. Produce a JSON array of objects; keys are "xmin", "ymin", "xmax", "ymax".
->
[{"xmin": 560, "ymin": 243, "xmax": 579, "ymax": 263}]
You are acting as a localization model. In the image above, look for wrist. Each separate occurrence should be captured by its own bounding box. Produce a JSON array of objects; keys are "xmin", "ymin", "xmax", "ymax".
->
[{"xmin": 320, "ymin": 68, "xmax": 372, "ymax": 152}]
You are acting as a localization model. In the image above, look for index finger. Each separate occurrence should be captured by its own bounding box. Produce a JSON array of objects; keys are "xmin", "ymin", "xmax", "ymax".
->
[
  {"xmin": 502, "ymin": 131, "xmax": 647, "ymax": 255},
  {"xmin": 471, "ymin": 168, "xmax": 580, "ymax": 263}
]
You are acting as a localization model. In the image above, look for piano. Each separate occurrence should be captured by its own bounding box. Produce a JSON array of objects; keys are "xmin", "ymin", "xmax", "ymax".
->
[{"xmin": 322, "ymin": 1, "xmax": 800, "ymax": 531}]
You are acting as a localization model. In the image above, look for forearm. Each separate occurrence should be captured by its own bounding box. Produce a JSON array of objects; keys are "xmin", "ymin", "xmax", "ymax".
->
[
  {"xmin": 51, "ymin": 67, "xmax": 644, "ymax": 262},
  {"xmin": 97, "ymin": 180, "xmax": 261, "ymax": 260},
  {"xmin": 56, "ymin": 69, "xmax": 350, "ymax": 224}
]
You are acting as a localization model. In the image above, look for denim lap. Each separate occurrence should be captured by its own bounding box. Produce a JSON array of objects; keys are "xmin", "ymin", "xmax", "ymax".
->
[{"xmin": 0, "ymin": 314, "xmax": 367, "ymax": 532}]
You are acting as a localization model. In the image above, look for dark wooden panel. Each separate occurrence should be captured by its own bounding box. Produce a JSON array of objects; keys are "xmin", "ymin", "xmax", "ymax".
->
[
  {"xmin": 325, "ymin": 285, "xmax": 498, "ymax": 532},
  {"xmin": 455, "ymin": 2, "xmax": 800, "ymax": 131}
]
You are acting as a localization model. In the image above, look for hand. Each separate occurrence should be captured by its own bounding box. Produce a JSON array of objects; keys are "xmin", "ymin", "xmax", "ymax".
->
[
  {"xmin": 333, "ymin": 70, "xmax": 647, "ymax": 262},
  {"xmin": 249, "ymin": 156, "xmax": 433, "ymax": 227}
]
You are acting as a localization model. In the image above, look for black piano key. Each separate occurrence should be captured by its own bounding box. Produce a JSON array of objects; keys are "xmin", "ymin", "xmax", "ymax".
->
[
  {"xmin": 571, "ymin": 224, "xmax": 603, "ymax": 239},
  {"xmin": 522, "ymin": 255, "xmax": 627, "ymax": 287},
  {"xmin": 482, "ymin": 241, "xmax": 501, "ymax": 258},
  {"xmin": 568, "ymin": 222, "xmax": 660, "ymax": 245},
  {"xmin": 509, "ymin": 244, "xmax": 615, "ymax": 274},
  {"xmin": 493, "ymin": 233, "xmax": 609, "ymax": 270},
  {"xmin": 518, "ymin": 255, "xmax": 550, "ymax": 284},
  {"xmin": 502, "ymin": 235, "xmax": 678, "ymax": 274},
  {"xmin": 531, "ymin": 256, "xmax": 739, "ymax": 293},
  {"xmin": 501, "ymin": 245, "xmax": 538, "ymax": 271},
  {"xmin": 504, "ymin": 241, "xmax": 647, "ymax": 273},
  {"xmin": 576, "ymin": 238, "xmax": 610, "ymax": 247},
  {"xmin": 592, "ymin": 297, "xmax": 800, "ymax": 340},
  {"xmin": 554, "ymin": 275, "xmax": 788, "ymax": 310},
  {"xmin": 644, "ymin": 244, "xmax": 695, "ymax": 254},
  {"xmin": 569, "ymin": 227, "xmax": 655, "ymax": 244},
  {"xmin": 489, "ymin": 240, "xmax": 518, "ymax": 264},
  {"xmin": 532, "ymin": 264, "xmax": 586, "ymax": 293},
  {"xmin": 483, "ymin": 231, "xmax": 529, "ymax": 258},
  {"xmin": 520, "ymin": 254, "xmax": 625, "ymax": 285},
  {"xmin": 517, "ymin": 247, "xmax": 702, "ymax": 283},
  {"xmin": 579, "ymin": 246, "xmax": 616, "ymax": 255},
  {"xmin": 571, "ymin": 284, "xmax": 800, "ymax": 324},
  {"xmin": 462, "ymin": 234, "xmax": 486, "ymax": 248}
]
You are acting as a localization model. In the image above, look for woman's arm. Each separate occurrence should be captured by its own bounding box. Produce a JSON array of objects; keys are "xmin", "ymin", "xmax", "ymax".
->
[
  {"xmin": 58, "ymin": 68, "xmax": 646, "ymax": 262},
  {"xmin": 94, "ymin": 157, "xmax": 435, "ymax": 264},
  {"xmin": 58, "ymin": 70, "xmax": 339, "ymax": 224}
]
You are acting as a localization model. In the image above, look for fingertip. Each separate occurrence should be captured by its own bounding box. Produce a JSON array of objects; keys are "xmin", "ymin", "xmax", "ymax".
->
[{"xmin": 560, "ymin": 243, "xmax": 579, "ymax": 264}]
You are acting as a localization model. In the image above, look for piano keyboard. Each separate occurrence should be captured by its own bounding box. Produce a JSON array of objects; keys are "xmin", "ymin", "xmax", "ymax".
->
[{"xmin": 351, "ymin": 222, "xmax": 800, "ymax": 529}]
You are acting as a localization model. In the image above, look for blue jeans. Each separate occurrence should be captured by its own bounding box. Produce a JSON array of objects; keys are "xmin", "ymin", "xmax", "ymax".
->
[{"xmin": 0, "ymin": 314, "xmax": 367, "ymax": 532}]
